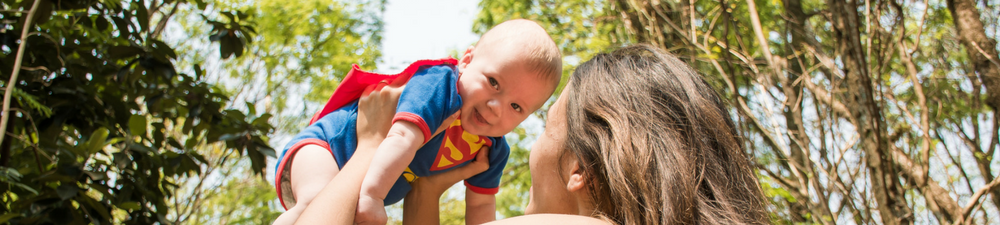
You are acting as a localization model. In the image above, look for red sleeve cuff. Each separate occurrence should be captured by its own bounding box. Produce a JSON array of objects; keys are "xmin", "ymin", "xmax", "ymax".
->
[
  {"xmin": 393, "ymin": 112, "xmax": 431, "ymax": 143},
  {"xmin": 275, "ymin": 138, "xmax": 331, "ymax": 210},
  {"xmin": 464, "ymin": 181, "xmax": 499, "ymax": 195}
]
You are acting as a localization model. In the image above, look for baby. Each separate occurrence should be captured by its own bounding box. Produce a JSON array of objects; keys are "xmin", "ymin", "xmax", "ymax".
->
[{"xmin": 273, "ymin": 19, "xmax": 561, "ymax": 225}]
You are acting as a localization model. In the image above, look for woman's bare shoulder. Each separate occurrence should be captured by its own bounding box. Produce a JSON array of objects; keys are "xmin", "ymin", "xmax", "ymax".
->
[{"xmin": 485, "ymin": 214, "xmax": 610, "ymax": 225}]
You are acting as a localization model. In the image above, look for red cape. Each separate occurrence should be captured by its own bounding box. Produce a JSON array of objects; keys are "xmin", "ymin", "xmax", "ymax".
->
[{"xmin": 310, "ymin": 58, "xmax": 459, "ymax": 124}]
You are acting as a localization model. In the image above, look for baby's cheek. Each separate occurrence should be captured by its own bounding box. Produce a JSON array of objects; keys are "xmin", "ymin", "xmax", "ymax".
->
[{"xmin": 499, "ymin": 119, "xmax": 518, "ymax": 132}]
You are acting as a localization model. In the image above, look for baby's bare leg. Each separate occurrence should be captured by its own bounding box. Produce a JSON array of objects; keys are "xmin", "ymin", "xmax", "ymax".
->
[{"xmin": 273, "ymin": 145, "xmax": 341, "ymax": 225}]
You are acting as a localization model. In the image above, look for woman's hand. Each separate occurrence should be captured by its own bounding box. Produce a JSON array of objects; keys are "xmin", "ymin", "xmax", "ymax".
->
[
  {"xmin": 417, "ymin": 147, "xmax": 491, "ymax": 194},
  {"xmin": 403, "ymin": 147, "xmax": 491, "ymax": 225},
  {"xmin": 293, "ymin": 81, "xmax": 403, "ymax": 225},
  {"xmin": 356, "ymin": 80, "xmax": 403, "ymax": 151}
]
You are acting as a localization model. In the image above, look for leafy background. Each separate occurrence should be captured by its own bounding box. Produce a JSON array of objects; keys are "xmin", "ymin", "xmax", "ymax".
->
[{"xmin": 2, "ymin": 0, "xmax": 999, "ymax": 224}]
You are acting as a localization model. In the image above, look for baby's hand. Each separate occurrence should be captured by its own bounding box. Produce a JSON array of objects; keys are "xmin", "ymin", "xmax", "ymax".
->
[{"xmin": 355, "ymin": 194, "xmax": 387, "ymax": 225}]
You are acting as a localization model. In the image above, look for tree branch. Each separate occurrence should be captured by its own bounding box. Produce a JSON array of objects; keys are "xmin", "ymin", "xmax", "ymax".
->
[
  {"xmin": 746, "ymin": 0, "xmax": 778, "ymax": 76},
  {"xmin": 150, "ymin": 2, "xmax": 180, "ymax": 39},
  {"xmin": 953, "ymin": 177, "xmax": 1000, "ymax": 225},
  {"xmin": 0, "ymin": 0, "xmax": 43, "ymax": 148}
]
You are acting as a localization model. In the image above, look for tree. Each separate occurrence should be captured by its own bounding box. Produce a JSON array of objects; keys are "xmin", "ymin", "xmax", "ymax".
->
[
  {"xmin": 475, "ymin": 0, "xmax": 1000, "ymax": 224},
  {"xmin": 0, "ymin": 0, "xmax": 274, "ymax": 223},
  {"xmin": 158, "ymin": 0, "xmax": 385, "ymax": 223}
]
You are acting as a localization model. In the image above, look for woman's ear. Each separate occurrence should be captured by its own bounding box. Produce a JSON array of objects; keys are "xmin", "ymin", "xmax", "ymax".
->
[
  {"xmin": 458, "ymin": 45, "xmax": 475, "ymax": 72},
  {"xmin": 565, "ymin": 159, "xmax": 587, "ymax": 193}
]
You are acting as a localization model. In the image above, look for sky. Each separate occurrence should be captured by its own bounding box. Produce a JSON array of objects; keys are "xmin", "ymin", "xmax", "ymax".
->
[
  {"xmin": 376, "ymin": 0, "xmax": 547, "ymax": 155},
  {"xmin": 376, "ymin": 0, "xmax": 481, "ymax": 73}
]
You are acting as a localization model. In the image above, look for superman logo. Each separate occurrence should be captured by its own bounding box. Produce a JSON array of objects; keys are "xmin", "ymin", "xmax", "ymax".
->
[{"xmin": 430, "ymin": 119, "xmax": 492, "ymax": 171}]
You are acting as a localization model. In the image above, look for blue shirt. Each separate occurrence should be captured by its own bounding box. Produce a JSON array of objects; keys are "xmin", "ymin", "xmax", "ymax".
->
[{"xmin": 276, "ymin": 64, "xmax": 510, "ymax": 205}]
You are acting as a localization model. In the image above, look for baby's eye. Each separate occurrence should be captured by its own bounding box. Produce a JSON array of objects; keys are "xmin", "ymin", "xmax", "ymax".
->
[
  {"xmin": 488, "ymin": 77, "xmax": 499, "ymax": 90},
  {"xmin": 511, "ymin": 103, "xmax": 522, "ymax": 112}
]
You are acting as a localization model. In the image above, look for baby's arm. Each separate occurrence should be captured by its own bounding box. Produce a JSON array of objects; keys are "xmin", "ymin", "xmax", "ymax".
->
[
  {"xmin": 465, "ymin": 189, "xmax": 498, "ymax": 224},
  {"xmin": 355, "ymin": 120, "xmax": 425, "ymax": 225}
]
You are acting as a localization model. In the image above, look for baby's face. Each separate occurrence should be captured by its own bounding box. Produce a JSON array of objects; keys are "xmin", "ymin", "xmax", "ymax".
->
[{"xmin": 457, "ymin": 52, "xmax": 554, "ymax": 137}]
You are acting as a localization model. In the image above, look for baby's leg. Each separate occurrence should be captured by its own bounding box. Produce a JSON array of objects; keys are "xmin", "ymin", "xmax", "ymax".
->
[{"xmin": 273, "ymin": 145, "xmax": 340, "ymax": 225}]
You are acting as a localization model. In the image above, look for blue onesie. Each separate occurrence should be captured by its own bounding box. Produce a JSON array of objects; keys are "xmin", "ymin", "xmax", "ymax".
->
[{"xmin": 274, "ymin": 59, "xmax": 511, "ymax": 210}]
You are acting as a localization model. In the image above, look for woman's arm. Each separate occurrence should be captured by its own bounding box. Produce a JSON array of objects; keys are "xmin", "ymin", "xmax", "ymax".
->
[
  {"xmin": 293, "ymin": 82, "xmax": 402, "ymax": 225},
  {"xmin": 402, "ymin": 147, "xmax": 491, "ymax": 225}
]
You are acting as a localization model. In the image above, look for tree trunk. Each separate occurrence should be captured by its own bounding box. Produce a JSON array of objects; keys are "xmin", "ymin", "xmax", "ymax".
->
[
  {"xmin": 827, "ymin": 0, "xmax": 911, "ymax": 224},
  {"xmin": 0, "ymin": 112, "xmax": 12, "ymax": 167},
  {"xmin": 947, "ymin": 0, "xmax": 1000, "ymax": 212},
  {"xmin": 948, "ymin": 0, "xmax": 1000, "ymax": 111},
  {"xmin": 779, "ymin": 0, "xmax": 835, "ymax": 223}
]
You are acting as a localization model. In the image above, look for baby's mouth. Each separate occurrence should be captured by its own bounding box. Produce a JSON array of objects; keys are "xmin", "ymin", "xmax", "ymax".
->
[{"xmin": 474, "ymin": 108, "xmax": 490, "ymax": 126}]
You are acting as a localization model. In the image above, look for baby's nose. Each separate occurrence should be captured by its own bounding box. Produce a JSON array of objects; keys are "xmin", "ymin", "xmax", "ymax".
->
[{"xmin": 487, "ymin": 99, "xmax": 502, "ymax": 117}]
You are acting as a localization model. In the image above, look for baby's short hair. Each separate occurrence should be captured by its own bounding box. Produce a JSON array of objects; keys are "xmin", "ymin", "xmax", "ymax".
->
[{"xmin": 476, "ymin": 19, "xmax": 562, "ymax": 86}]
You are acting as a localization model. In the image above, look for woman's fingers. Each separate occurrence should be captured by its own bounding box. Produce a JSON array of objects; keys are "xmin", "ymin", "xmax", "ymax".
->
[
  {"xmin": 356, "ymin": 80, "xmax": 404, "ymax": 150},
  {"xmin": 439, "ymin": 147, "xmax": 491, "ymax": 182},
  {"xmin": 466, "ymin": 146, "xmax": 491, "ymax": 175}
]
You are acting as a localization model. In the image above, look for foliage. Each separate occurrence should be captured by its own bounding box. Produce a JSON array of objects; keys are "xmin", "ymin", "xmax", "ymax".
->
[
  {"xmin": 160, "ymin": 0, "xmax": 385, "ymax": 223},
  {"xmin": 168, "ymin": 147, "xmax": 282, "ymax": 225},
  {"xmin": 173, "ymin": 0, "xmax": 384, "ymax": 133},
  {"xmin": 0, "ymin": 0, "xmax": 274, "ymax": 223},
  {"xmin": 475, "ymin": 0, "xmax": 1000, "ymax": 224}
]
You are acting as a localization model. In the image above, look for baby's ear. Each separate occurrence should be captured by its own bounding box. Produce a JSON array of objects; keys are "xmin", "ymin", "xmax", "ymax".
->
[{"xmin": 458, "ymin": 46, "xmax": 475, "ymax": 71}]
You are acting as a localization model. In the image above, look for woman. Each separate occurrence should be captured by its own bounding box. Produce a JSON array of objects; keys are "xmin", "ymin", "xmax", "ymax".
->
[{"xmin": 293, "ymin": 45, "xmax": 769, "ymax": 225}]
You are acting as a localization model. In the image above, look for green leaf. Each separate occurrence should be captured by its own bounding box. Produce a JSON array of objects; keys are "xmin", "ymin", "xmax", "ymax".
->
[
  {"xmin": 220, "ymin": 34, "xmax": 235, "ymax": 59},
  {"xmin": 233, "ymin": 35, "xmax": 246, "ymax": 57},
  {"xmin": 108, "ymin": 46, "xmax": 144, "ymax": 59},
  {"xmin": 185, "ymin": 137, "xmax": 198, "ymax": 149},
  {"xmin": 0, "ymin": 213, "xmax": 20, "ymax": 223},
  {"xmin": 119, "ymin": 201, "xmax": 141, "ymax": 211},
  {"xmin": 248, "ymin": 149, "xmax": 265, "ymax": 176},
  {"xmin": 244, "ymin": 25, "xmax": 257, "ymax": 34},
  {"xmin": 218, "ymin": 132, "xmax": 246, "ymax": 141},
  {"xmin": 150, "ymin": 39, "xmax": 178, "ymax": 59},
  {"xmin": 237, "ymin": 11, "xmax": 249, "ymax": 20},
  {"xmin": 246, "ymin": 101, "xmax": 256, "ymax": 115},
  {"xmin": 106, "ymin": 137, "xmax": 126, "ymax": 147},
  {"xmin": 57, "ymin": 184, "xmax": 80, "ymax": 200},
  {"xmin": 167, "ymin": 138, "xmax": 183, "ymax": 149},
  {"xmin": 29, "ymin": 0, "xmax": 53, "ymax": 26},
  {"xmin": 87, "ymin": 128, "xmax": 110, "ymax": 154},
  {"xmin": 194, "ymin": 64, "xmax": 204, "ymax": 80},
  {"xmin": 84, "ymin": 171, "xmax": 108, "ymax": 181},
  {"xmin": 1, "ymin": 82, "xmax": 52, "ymax": 117},
  {"xmin": 135, "ymin": 3, "xmax": 149, "ymax": 32},
  {"xmin": 128, "ymin": 143, "xmax": 153, "ymax": 153},
  {"xmin": 129, "ymin": 114, "xmax": 147, "ymax": 137},
  {"xmin": 190, "ymin": 152, "xmax": 209, "ymax": 164},
  {"xmin": 0, "ymin": 167, "xmax": 21, "ymax": 182},
  {"xmin": 79, "ymin": 195, "xmax": 112, "ymax": 221},
  {"xmin": 222, "ymin": 11, "xmax": 236, "ymax": 21},
  {"xmin": 111, "ymin": 17, "xmax": 131, "ymax": 37},
  {"xmin": 194, "ymin": 0, "xmax": 207, "ymax": 10},
  {"xmin": 255, "ymin": 142, "xmax": 276, "ymax": 158},
  {"xmin": 252, "ymin": 113, "xmax": 273, "ymax": 128},
  {"xmin": 13, "ymin": 183, "xmax": 38, "ymax": 195},
  {"xmin": 95, "ymin": 16, "xmax": 110, "ymax": 31}
]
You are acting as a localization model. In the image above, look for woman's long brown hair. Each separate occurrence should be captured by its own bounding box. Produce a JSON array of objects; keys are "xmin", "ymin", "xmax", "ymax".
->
[{"xmin": 563, "ymin": 44, "xmax": 769, "ymax": 225}]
